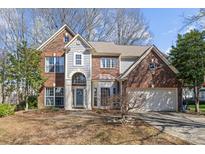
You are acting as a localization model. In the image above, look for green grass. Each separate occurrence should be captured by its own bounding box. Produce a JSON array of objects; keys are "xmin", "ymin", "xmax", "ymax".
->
[{"xmin": 188, "ymin": 104, "xmax": 205, "ymax": 113}]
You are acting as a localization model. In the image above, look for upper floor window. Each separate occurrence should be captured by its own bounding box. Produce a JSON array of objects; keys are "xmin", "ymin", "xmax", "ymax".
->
[
  {"xmin": 100, "ymin": 58, "xmax": 117, "ymax": 68},
  {"xmin": 64, "ymin": 33, "xmax": 69, "ymax": 43},
  {"xmin": 45, "ymin": 57, "xmax": 64, "ymax": 73},
  {"xmin": 74, "ymin": 53, "xmax": 83, "ymax": 66},
  {"xmin": 72, "ymin": 73, "xmax": 86, "ymax": 86}
]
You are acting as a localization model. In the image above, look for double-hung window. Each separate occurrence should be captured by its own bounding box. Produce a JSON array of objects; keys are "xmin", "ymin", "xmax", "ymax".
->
[
  {"xmin": 74, "ymin": 53, "xmax": 83, "ymax": 66},
  {"xmin": 45, "ymin": 57, "xmax": 55, "ymax": 72},
  {"xmin": 45, "ymin": 87, "xmax": 64, "ymax": 106},
  {"xmin": 56, "ymin": 57, "xmax": 64, "ymax": 73},
  {"xmin": 100, "ymin": 58, "xmax": 117, "ymax": 68},
  {"xmin": 45, "ymin": 57, "xmax": 64, "ymax": 73}
]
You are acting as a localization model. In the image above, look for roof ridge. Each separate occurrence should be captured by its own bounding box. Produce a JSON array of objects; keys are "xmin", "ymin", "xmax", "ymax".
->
[{"xmin": 89, "ymin": 41, "xmax": 152, "ymax": 47}]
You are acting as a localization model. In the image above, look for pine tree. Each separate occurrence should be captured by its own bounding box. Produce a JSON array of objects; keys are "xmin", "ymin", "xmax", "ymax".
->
[
  {"xmin": 169, "ymin": 30, "xmax": 205, "ymax": 113},
  {"xmin": 7, "ymin": 41, "xmax": 45, "ymax": 110}
]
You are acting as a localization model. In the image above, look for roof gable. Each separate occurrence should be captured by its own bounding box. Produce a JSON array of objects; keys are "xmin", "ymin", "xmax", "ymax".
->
[
  {"xmin": 119, "ymin": 45, "xmax": 179, "ymax": 80},
  {"xmin": 37, "ymin": 24, "xmax": 76, "ymax": 50},
  {"xmin": 65, "ymin": 34, "xmax": 93, "ymax": 50}
]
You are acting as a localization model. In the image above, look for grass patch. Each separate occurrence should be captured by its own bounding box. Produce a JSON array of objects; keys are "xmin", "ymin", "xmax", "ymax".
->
[
  {"xmin": 188, "ymin": 104, "xmax": 205, "ymax": 113},
  {"xmin": 0, "ymin": 104, "xmax": 16, "ymax": 117},
  {"xmin": 0, "ymin": 110, "xmax": 189, "ymax": 144},
  {"xmin": 94, "ymin": 131, "xmax": 111, "ymax": 143}
]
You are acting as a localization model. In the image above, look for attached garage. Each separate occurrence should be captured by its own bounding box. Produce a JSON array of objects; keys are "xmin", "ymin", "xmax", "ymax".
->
[
  {"xmin": 127, "ymin": 88, "xmax": 178, "ymax": 112},
  {"xmin": 119, "ymin": 46, "xmax": 182, "ymax": 112}
]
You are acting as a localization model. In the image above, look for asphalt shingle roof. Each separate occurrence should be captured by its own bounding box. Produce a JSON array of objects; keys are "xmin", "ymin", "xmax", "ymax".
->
[{"xmin": 89, "ymin": 41, "xmax": 151, "ymax": 57}]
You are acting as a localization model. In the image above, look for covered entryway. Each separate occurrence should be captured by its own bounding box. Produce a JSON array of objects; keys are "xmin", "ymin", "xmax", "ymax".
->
[
  {"xmin": 72, "ymin": 72, "xmax": 86, "ymax": 108},
  {"xmin": 127, "ymin": 88, "xmax": 178, "ymax": 112}
]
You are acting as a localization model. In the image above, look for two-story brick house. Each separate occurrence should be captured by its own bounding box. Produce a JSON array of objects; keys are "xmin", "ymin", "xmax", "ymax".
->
[{"xmin": 37, "ymin": 24, "xmax": 181, "ymax": 112}]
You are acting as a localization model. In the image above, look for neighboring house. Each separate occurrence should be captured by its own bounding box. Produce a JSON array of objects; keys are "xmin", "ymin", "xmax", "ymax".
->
[
  {"xmin": 183, "ymin": 87, "xmax": 205, "ymax": 102},
  {"xmin": 199, "ymin": 88, "xmax": 205, "ymax": 101},
  {"xmin": 37, "ymin": 24, "xmax": 181, "ymax": 112}
]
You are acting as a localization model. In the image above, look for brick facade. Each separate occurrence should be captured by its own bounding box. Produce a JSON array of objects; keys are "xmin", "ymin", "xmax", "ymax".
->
[
  {"xmin": 92, "ymin": 55, "xmax": 120, "ymax": 80},
  {"xmin": 43, "ymin": 29, "xmax": 73, "ymax": 52},
  {"xmin": 38, "ymin": 29, "xmax": 73, "ymax": 109},
  {"xmin": 125, "ymin": 50, "xmax": 180, "ymax": 89},
  {"xmin": 37, "ymin": 25, "xmax": 181, "ymax": 111},
  {"xmin": 121, "ymin": 50, "xmax": 182, "ymax": 111}
]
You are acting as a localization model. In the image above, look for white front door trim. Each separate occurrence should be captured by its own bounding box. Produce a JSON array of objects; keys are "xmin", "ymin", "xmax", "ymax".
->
[{"xmin": 72, "ymin": 86, "xmax": 85, "ymax": 108}]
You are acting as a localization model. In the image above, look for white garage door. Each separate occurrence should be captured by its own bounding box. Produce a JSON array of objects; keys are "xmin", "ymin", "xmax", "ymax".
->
[{"xmin": 127, "ymin": 88, "xmax": 178, "ymax": 112}]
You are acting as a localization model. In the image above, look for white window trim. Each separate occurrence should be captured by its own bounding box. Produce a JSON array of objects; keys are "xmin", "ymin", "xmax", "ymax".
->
[
  {"xmin": 73, "ymin": 52, "xmax": 84, "ymax": 66},
  {"xmin": 45, "ymin": 57, "xmax": 64, "ymax": 73},
  {"xmin": 44, "ymin": 87, "xmax": 64, "ymax": 107},
  {"xmin": 72, "ymin": 87, "xmax": 85, "ymax": 108},
  {"xmin": 100, "ymin": 58, "xmax": 117, "ymax": 68}
]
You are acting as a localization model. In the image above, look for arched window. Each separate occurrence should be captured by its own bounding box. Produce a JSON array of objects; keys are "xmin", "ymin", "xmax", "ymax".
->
[{"xmin": 72, "ymin": 73, "xmax": 86, "ymax": 86}]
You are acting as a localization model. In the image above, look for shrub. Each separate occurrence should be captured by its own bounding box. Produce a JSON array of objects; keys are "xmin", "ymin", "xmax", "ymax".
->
[
  {"xmin": 16, "ymin": 101, "xmax": 25, "ymax": 111},
  {"xmin": 28, "ymin": 96, "xmax": 38, "ymax": 109},
  {"xmin": 0, "ymin": 104, "xmax": 16, "ymax": 117},
  {"xmin": 16, "ymin": 96, "xmax": 38, "ymax": 111}
]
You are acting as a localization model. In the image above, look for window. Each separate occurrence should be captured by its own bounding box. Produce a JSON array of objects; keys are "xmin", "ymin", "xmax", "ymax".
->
[
  {"xmin": 149, "ymin": 63, "xmax": 156, "ymax": 70},
  {"xmin": 45, "ymin": 88, "xmax": 54, "ymax": 106},
  {"xmin": 74, "ymin": 53, "xmax": 83, "ymax": 66},
  {"xmin": 45, "ymin": 57, "xmax": 64, "ymax": 73},
  {"xmin": 94, "ymin": 88, "xmax": 97, "ymax": 106},
  {"xmin": 45, "ymin": 87, "xmax": 64, "ymax": 106},
  {"xmin": 72, "ymin": 73, "xmax": 86, "ymax": 86},
  {"xmin": 64, "ymin": 36, "xmax": 69, "ymax": 43},
  {"xmin": 101, "ymin": 88, "xmax": 110, "ymax": 106},
  {"xmin": 100, "ymin": 58, "xmax": 117, "ymax": 68},
  {"xmin": 55, "ymin": 57, "xmax": 64, "ymax": 73},
  {"xmin": 64, "ymin": 33, "xmax": 69, "ymax": 43},
  {"xmin": 113, "ymin": 87, "xmax": 116, "ymax": 95},
  {"xmin": 45, "ymin": 57, "xmax": 54, "ymax": 72}
]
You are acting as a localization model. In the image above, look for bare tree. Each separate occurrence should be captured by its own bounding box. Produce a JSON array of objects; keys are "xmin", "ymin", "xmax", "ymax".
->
[
  {"xmin": 0, "ymin": 9, "xmax": 29, "ymax": 51},
  {"xmin": 0, "ymin": 8, "xmax": 152, "ymax": 107},
  {"xmin": 0, "ymin": 49, "xmax": 7, "ymax": 103},
  {"xmin": 0, "ymin": 8, "xmax": 152, "ymax": 51},
  {"xmin": 31, "ymin": 8, "xmax": 152, "ymax": 44},
  {"xmin": 183, "ymin": 9, "xmax": 205, "ymax": 31},
  {"xmin": 33, "ymin": 8, "xmax": 106, "ymax": 41},
  {"xmin": 99, "ymin": 91, "xmax": 146, "ymax": 125},
  {"xmin": 113, "ymin": 9, "xmax": 151, "ymax": 45}
]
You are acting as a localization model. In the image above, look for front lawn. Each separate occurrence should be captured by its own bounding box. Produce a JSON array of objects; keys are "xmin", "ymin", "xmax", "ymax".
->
[
  {"xmin": 188, "ymin": 104, "xmax": 205, "ymax": 113},
  {"xmin": 0, "ymin": 110, "xmax": 189, "ymax": 144}
]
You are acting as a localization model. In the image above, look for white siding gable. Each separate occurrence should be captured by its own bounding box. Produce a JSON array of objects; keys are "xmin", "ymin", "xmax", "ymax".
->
[
  {"xmin": 120, "ymin": 58, "xmax": 136, "ymax": 74},
  {"xmin": 65, "ymin": 38, "xmax": 92, "ymax": 80}
]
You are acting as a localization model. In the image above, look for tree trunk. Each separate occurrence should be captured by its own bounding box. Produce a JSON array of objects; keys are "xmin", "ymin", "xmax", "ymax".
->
[
  {"xmin": 25, "ymin": 96, "xmax": 28, "ymax": 111},
  {"xmin": 195, "ymin": 101, "xmax": 200, "ymax": 113},
  {"xmin": 2, "ymin": 85, "xmax": 5, "ymax": 104},
  {"xmin": 194, "ymin": 86, "xmax": 200, "ymax": 113}
]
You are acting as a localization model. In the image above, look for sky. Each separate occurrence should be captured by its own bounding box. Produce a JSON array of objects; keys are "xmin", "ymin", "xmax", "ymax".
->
[
  {"xmin": 141, "ymin": 8, "xmax": 199, "ymax": 53},
  {"xmin": 0, "ymin": 8, "xmax": 201, "ymax": 53}
]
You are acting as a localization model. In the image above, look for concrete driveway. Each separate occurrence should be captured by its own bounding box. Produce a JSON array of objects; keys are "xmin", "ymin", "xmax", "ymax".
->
[{"xmin": 136, "ymin": 112, "xmax": 205, "ymax": 144}]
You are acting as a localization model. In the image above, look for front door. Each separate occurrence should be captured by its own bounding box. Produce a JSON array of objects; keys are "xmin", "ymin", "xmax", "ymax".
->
[{"xmin": 75, "ymin": 88, "xmax": 84, "ymax": 107}]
